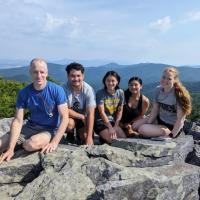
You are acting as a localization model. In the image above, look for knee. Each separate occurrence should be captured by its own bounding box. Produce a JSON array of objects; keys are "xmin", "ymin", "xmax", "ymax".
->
[
  {"xmin": 138, "ymin": 125, "xmax": 146, "ymax": 135},
  {"xmin": 99, "ymin": 131, "xmax": 112, "ymax": 144},
  {"xmin": 67, "ymin": 118, "xmax": 75, "ymax": 131},
  {"xmin": 23, "ymin": 137, "xmax": 42, "ymax": 152}
]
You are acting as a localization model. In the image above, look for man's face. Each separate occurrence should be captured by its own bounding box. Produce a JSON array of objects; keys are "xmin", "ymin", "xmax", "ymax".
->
[
  {"xmin": 30, "ymin": 62, "xmax": 48, "ymax": 89},
  {"xmin": 68, "ymin": 69, "xmax": 84, "ymax": 88}
]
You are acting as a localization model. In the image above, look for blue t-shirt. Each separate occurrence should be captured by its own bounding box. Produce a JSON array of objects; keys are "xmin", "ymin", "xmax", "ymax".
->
[{"xmin": 16, "ymin": 81, "xmax": 68, "ymax": 129}]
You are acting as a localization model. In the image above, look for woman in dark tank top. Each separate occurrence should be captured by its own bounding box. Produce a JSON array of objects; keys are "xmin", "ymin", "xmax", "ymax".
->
[{"xmin": 120, "ymin": 77, "xmax": 149, "ymax": 136}]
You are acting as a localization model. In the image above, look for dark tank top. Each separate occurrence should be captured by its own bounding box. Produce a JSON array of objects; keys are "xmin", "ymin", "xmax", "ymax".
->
[{"xmin": 121, "ymin": 94, "xmax": 143, "ymax": 124}]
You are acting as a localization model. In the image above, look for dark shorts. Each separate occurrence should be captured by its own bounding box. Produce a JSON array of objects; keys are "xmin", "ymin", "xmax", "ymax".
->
[
  {"xmin": 75, "ymin": 119, "xmax": 85, "ymax": 130},
  {"xmin": 157, "ymin": 116, "xmax": 173, "ymax": 131},
  {"xmin": 157, "ymin": 116, "xmax": 183, "ymax": 138},
  {"xmin": 17, "ymin": 122, "xmax": 55, "ymax": 145},
  {"xmin": 94, "ymin": 120, "xmax": 115, "ymax": 135}
]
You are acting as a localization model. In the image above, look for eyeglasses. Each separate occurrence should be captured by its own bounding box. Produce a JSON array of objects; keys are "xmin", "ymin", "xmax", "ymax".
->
[{"xmin": 72, "ymin": 101, "xmax": 80, "ymax": 112}]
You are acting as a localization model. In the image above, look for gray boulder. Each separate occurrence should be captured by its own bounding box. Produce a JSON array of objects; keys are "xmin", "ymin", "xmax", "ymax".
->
[
  {"xmin": 185, "ymin": 121, "xmax": 200, "ymax": 166},
  {"xmin": 111, "ymin": 135, "xmax": 194, "ymax": 167},
  {"xmin": 0, "ymin": 142, "xmax": 198, "ymax": 200},
  {"xmin": 0, "ymin": 118, "xmax": 199, "ymax": 199},
  {"xmin": 0, "ymin": 150, "xmax": 41, "ymax": 199},
  {"xmin": 0, "ymin": 117, "xmax": 13, "ymax": 137},
  {"xmin": 90, "ymin": 163, "xmax": 199, "ymax": 200}
]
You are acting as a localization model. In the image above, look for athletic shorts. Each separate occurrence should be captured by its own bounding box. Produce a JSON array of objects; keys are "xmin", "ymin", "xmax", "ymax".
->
[
  {"xmin": 157, "ymin": 116, "xmax": 173, "ymax": 131},
  {"xmin": 157, "ymin": 116, "xmax": 183, "ymax": 138},
  {"xmin": 94, "ymin": 120, "xmax": 115, "ymax": 135},
  {"xmin": 75, "ymin": 119, "xmax": 85, "ymax": 130},
  {"xmin": 17, "ymin": 122, "xmax": 55, "ymax": 145}
]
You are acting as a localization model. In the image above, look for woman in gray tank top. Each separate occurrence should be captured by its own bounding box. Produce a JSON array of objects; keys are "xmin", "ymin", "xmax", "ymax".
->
[{"xmin": 137, "ymin": 67, "xmax": 192, "ymax": 138}]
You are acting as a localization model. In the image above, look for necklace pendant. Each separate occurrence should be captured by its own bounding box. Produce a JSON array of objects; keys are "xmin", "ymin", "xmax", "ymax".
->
[{"xmin": 49, "ymin": 113, "xmax": 53, "ymax": 117}]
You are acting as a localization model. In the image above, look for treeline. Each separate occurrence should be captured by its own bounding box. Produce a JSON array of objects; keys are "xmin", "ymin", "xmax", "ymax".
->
[
  {"xmin": 0, "ymin": 77, "xmax": 199, "ymax": 121},
  {"xmin": 0, "ymin": 77, "xmax": 26, "ymax": 118}
]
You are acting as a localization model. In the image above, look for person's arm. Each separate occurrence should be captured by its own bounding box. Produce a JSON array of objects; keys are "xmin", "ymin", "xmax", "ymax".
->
[
  {"xmin": 85, "ymin": 106, "xmax": 95, "ymax": 145},
  {"xmin": 147, "ymin": 102, "xmax": 159, "ymax": 124},
  {"xmin": 147, "ymin": 86, "xmax": 160, "ymax": 124},
  {"xmin": 140, "ymin": 96, "xmax": 150, "ymax": 117},
  {"xmin": 41, "ymin": 103, "xmax": 68, "ymax": 153},
  {"xmin": 98, "ymin": 104, "xmax": 117, "ymax": 139},
  {"xmin": 0, "ymin": 109, "xmax": 24, "ymax": 163},
  {"xmin": 68, "ymin": 108, "xmax": 86, "ymax": 123},
  {"xmin": 171, "ymin": 105, "xmax": 185, "ymax": 137},
  {"xmin": 114, "ymin": 105, "xmax": 123, "ymax": 126}
]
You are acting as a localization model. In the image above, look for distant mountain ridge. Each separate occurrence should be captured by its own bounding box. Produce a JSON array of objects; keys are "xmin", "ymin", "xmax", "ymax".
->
[{"xmin": 0, "ymin": 62, "xmax": 200, "ymax": 91}]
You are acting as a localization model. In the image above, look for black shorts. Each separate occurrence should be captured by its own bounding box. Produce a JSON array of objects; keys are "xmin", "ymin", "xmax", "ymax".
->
[
  {"xmin": 157, "ymin": 116, "xmax": 173, "ymax": 131},
  {"xmin": 157, "ymin": 116, "xmax": 184, "ymax": 138},
  {"xmin": 94, "ymin": 120, "xmax": 115, "ymax": 135},
  {"xmin": 75, "ymin": 119, "xmax": 85, "ymax": 130}
]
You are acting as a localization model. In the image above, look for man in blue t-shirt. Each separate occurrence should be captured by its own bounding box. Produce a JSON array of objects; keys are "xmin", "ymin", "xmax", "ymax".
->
[
  {"xmin": 0, "ymin": 58, "xmax": 69, "ymax": 162},
  {"xmin": 63, "ymin": 62, "xmax": 96, "ymax": 145}
]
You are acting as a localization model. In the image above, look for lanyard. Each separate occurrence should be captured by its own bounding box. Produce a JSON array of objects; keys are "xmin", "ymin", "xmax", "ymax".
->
[{"xmin": 36, "ymin": 94, "xmax": 54, "ymax": 117}]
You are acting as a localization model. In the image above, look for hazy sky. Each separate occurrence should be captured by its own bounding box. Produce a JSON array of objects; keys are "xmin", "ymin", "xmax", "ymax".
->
[{"xmin": 1, "ymin": 0, "xmax": 200, "ymax": 65}]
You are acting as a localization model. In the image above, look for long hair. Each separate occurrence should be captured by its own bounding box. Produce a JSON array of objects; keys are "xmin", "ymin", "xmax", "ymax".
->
[
  {"xmin": 102, "ymin": 71, "xmax": 120, "ymax": 90},
  {"xmin": 124, "ymin": 76, "xmax": 143, "ymax": 103},
  {"xmin": 164, "ymin": 67, "xmax": 192, "ymax": 115}
]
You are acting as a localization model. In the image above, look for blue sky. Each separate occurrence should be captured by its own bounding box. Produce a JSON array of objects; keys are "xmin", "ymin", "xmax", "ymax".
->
[{"xmin": 1, "ymin": 0, "xmax": 200, "ymax": 65}]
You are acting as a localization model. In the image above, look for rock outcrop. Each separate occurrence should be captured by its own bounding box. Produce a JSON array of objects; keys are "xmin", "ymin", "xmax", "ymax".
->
[
  {"xmin": 185, "ymin": 121, "xmax": 200, "ymax": 167},
  {"xmin": 0, "ymin": 117, "xmax": 13, "ymax": 137},
  {"xmin": 0, "ymin": 118, "xmax": 200, "ymax": 200}
]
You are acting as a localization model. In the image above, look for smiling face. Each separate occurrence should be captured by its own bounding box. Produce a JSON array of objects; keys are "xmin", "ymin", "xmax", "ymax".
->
[
  {"xmin": 30, "ymin": 59, "xmax": 48, "ymax": 90},
  {"xmin": 128, "ymin": 80, "xmax": 142, "ymax": 94},
  {"xmin": 67, "ymin": 69, "xmax": 84, "ymax": 89},
  {"xmin": 160, "ymin": 70, "xmax": 176, "ymax": 91},
  {"xmin": 105, "ymin": 75, "xmax": 118, "ymax": 92}
]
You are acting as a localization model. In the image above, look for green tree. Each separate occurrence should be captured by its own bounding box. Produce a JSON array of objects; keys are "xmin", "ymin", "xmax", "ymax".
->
[
  {"xmin": 0, "ymin": 76, "xmax": 59, "ymax": 119},
  {"xmin": 0, "ymin": 77, "xmax": 26, "ymax": 118},
  {"xmin": 188, "ymin": 93, "xmax": 200, "ymax": 121}
]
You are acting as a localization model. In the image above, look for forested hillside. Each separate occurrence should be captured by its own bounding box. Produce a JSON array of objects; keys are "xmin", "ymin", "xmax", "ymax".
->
[
  {"xmin": 0, "ymin": 77, "xmax": 26, "ymax": 118},
  {"xmin": 1, "ymin": 63, "xmax": 200, "ymax": 88},
  {"xmin": 0, "ymin": 77, "xmax": 199, "ymax": 121}
]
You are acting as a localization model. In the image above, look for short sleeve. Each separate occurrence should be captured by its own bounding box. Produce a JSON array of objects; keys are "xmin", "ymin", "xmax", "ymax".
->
[
  {"xmin": 85, "ymin": 86, "xmax": 96, "ymax": 108},
  {"xmin": 16, "ymin": 89, "xmax": 27, "ymax": 109},
  {"xmin": 153, "ymin": 86, "xmax": 161, "ymax": 103},
  {"xmin": 118, "ymin": 89, "xmax": 124, "ymax": 106},
  {"xmin": 55, "ymin": 86, "xmax": 68, "ymax": 105},
  {"xmin": 96, "ymin": 89, "xmax": 104, "ymax": 105}
]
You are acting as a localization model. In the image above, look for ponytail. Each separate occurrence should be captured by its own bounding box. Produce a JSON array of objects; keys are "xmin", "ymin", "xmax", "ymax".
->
[{"xmin": 174, "ymin": 81, "xmax": 192, "ymax": 115}]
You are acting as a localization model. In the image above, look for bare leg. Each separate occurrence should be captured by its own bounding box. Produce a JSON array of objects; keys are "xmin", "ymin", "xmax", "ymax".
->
[
  {"xmin": 65, "ymin": 118, "xmax": 76, "ymax": 143},
  {"xmin": 0, "ymin": 134, "xmax": 10, "ymax": 153},
  {"xmin": 132, "ymin": 117, "xmax": 148, "ymax": 131},
  {"xmin": 66, "ymin": 118, "xmax": 76, "ymax": 132},
  {"xmin": 77, "ymin": 127, "xmax": 87, "ymax": 144},
  {"xmin": 23, "ymin": 132, "xmax": 51, "ymax": 152},
  {"xmin": 138, "ymin": 124, "xmax": 171, "ymax": 137},
  {"xmin": 99, "ymin": 129, "xmax": 112, "ymax": 144},
  {"xmin": 114, "ymin": 126, "xmax": 126, "ymax": 138}
]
